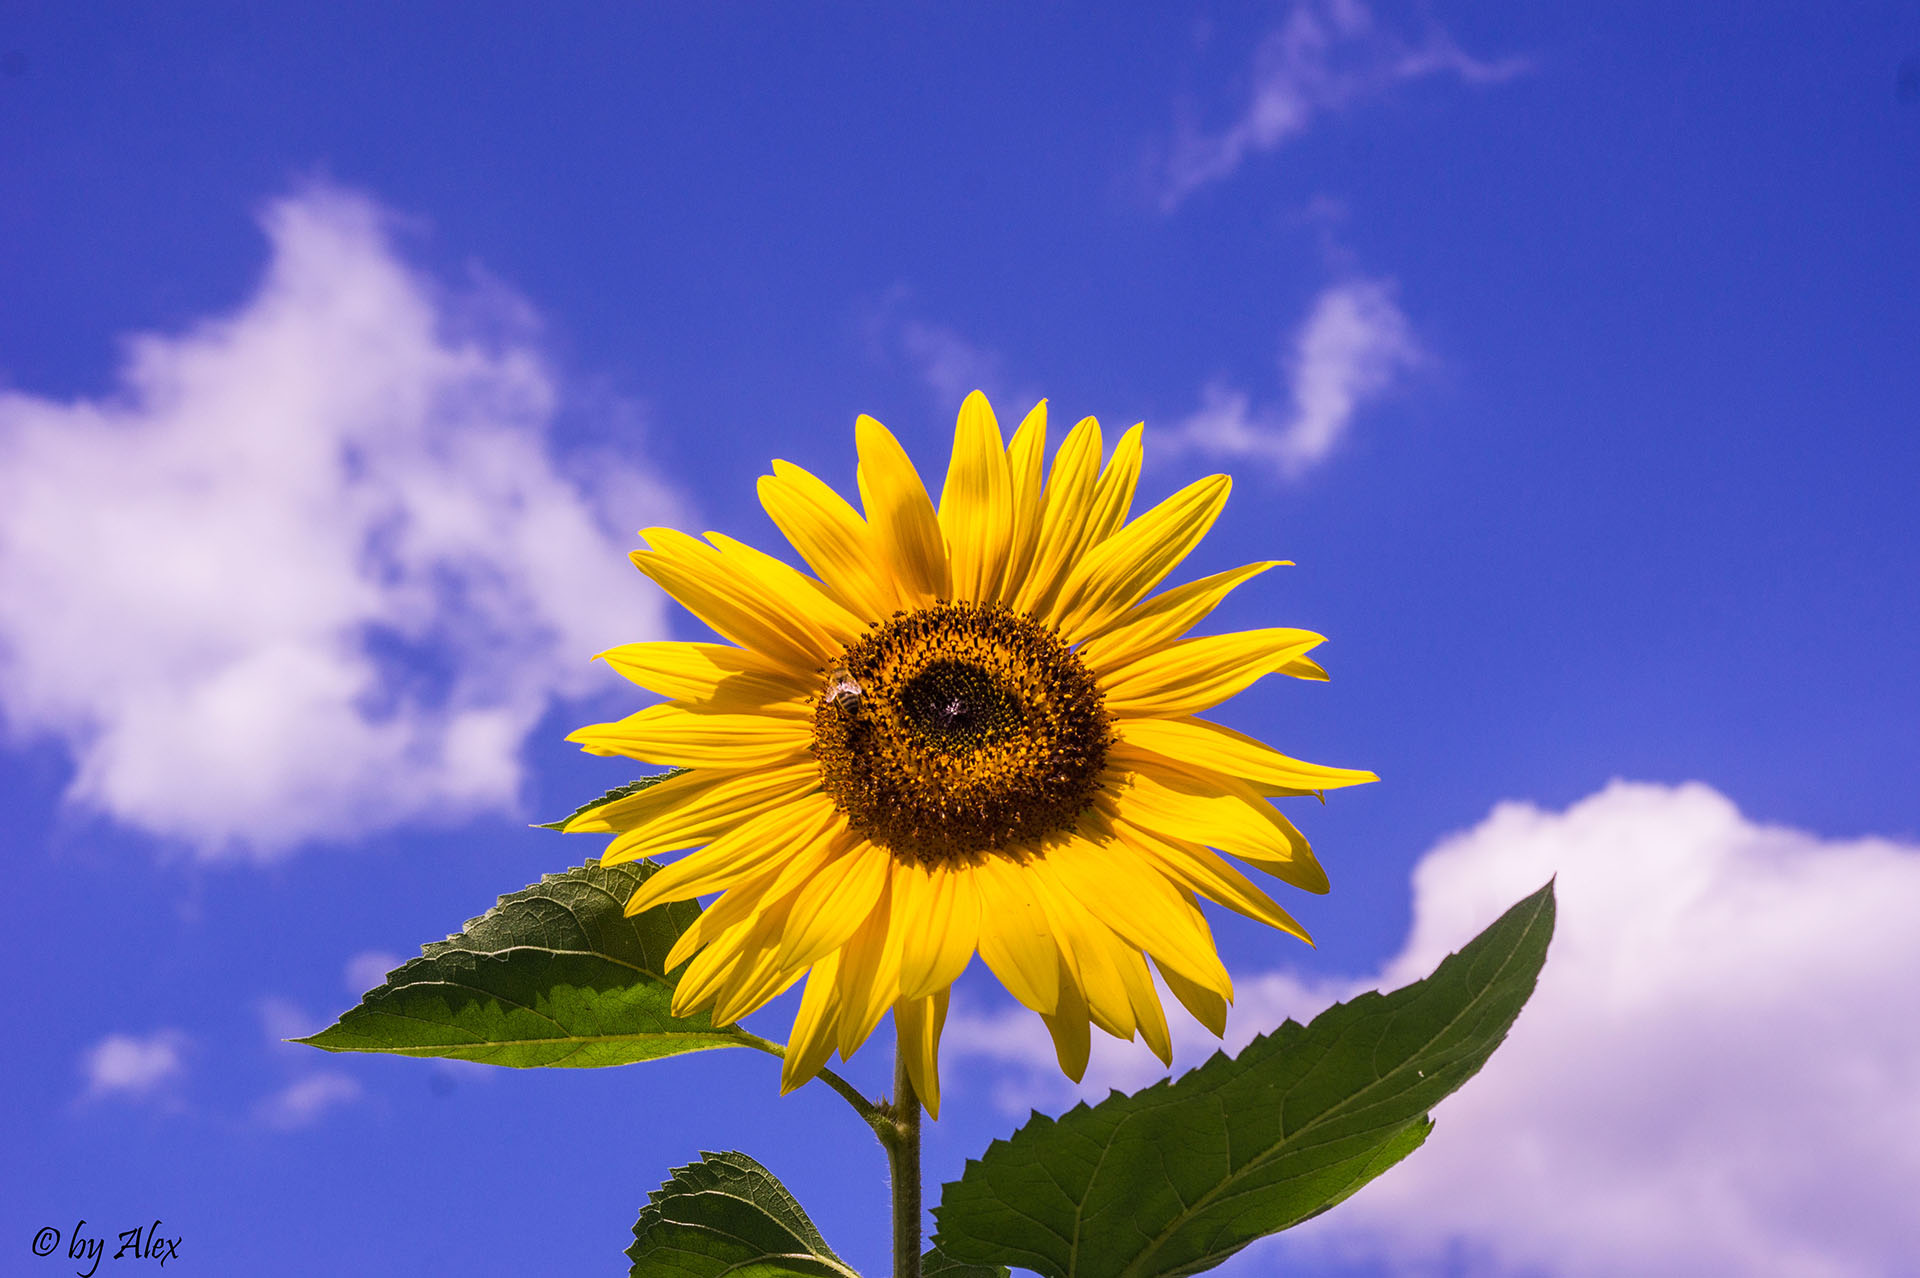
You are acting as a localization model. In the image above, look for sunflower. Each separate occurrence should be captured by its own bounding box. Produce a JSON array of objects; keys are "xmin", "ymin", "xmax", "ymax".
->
[{"xmin": 565, "ymin": 391, "xmax": 1374, "ymax": 1116}]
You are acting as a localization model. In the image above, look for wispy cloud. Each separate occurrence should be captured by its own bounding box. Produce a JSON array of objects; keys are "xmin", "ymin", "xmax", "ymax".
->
[
  {"xmin": 343, "ymin": 950, "xmax": 403, "ymax": 996},
  {"xmin": 80, "ymin": 1029, "xmax": 190, "ymax": 1102},
  {"xmin": 0, "ymin": 184, "xmax": 679, "ymax": 859},
  {"xmin": 898, "ymin": 319, "xmax": 1009, "ymax": 413},
  {"xmin": 862, "ymin": 289, "xmax": 1040, "ymax": 419},
  {"xmin": 253, "ymin": 1072, "xmax": 363, "ymax": 1131},
  {"xmin": 1159, "ymin": 0, "xmax": 1528, "ymax": 208},
  {"xmin": 1166, "ymin": 277, "xmax": 1420, "ymax": 479},
  {"xmin": 249, "ymin": 996, "xmax": 368, "ymax": 1128},
  {"xmin": 257, "ymin": 996, "xmax": 323, "ymax": 1045},
  {"xmin": 953, "ymin": 781, "xmax": 1920, "ymax": 1276}
]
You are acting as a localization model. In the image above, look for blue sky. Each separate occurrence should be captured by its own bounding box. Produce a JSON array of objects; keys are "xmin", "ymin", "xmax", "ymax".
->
[{"xmin": 3, "ymin": 4, "xmax": 1917, "ymax": 1275}]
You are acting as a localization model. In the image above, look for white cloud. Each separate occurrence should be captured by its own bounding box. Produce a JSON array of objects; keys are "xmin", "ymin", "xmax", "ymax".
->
[
  {"xmin": 80, "ymin": 1029, "xmax": 189, "ymax": 1100},
  {"xmin": 1166, "ymin": 278, "xmax": 1420, "ymax": 478},
  {"xmin": 1160, "ymin": 0, "xmax": 1528, "ymax": 207},
  {"xmin": 343, "ymin": 950, "xmax": 403, "ymax": 995},
  {"xmin": 253, "ymin": 1072, "xmax": 362, "ymax": 1130},
  {"xmin": 951, "ymin": 781, "xmax": 1920, "ymax": 1277},
  {"xmin": 0, "ymin": 184, "xmax": 677, "ymax": 858}
]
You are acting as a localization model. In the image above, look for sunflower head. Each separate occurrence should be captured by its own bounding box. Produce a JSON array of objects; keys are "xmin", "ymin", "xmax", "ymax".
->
[{"xmin": 566, "ymin": 391, "xmax": 1374, "ymax": 1116}]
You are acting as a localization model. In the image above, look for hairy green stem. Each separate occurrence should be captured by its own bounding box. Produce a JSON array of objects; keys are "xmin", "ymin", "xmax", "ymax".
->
[
  {"xmin": 740, "ymin": 1024, "xmax": 923, "ymax": 1274},
  {"xmin": 884, "ymin": 1041, "xmax": 924, "ymax": 1278}
]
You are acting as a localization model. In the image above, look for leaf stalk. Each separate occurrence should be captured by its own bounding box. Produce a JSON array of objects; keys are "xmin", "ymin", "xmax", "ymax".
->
[{"xmin": 734, "ymin": 1029, "xmax": 891, "ymax": 1134}]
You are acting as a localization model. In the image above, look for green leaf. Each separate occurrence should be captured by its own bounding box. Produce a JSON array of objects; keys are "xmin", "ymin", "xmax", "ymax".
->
[
  {"xmin": 533, "ymin": 767, "xmax": 688, "ymax": 830},
  {"xmin": 626, "ymin": 1150, "xmax": 860, "ymax": 1278},
  {"xmin": 922, "ymin": 1247, "xmax": 1010, "ymax": 1278},
  {"xmin": 932, "ymin": 881, "xmax": 1556, "ymax": 1278},
  {"xmin": 297, "ymin": 857, "xmax": 761, "ymax": 1067}
]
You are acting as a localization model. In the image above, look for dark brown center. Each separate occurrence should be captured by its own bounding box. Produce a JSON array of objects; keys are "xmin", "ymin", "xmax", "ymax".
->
[{"xmin": 810, "ymin": 602, "xmax": 1111, "ymax": 865}]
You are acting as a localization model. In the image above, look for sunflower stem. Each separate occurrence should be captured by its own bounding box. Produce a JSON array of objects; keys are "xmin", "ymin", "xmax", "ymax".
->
[
  {"xmin": 736, "ymin": 1030, "xmax": 890, "ymax": 1133},
  {"xmin": 885, "ymin": 1041, "xmax": 924, "ymax": 1278}
]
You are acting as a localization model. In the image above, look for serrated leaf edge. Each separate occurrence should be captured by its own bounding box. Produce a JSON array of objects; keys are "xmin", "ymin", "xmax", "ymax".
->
[
  {"xmin": 932, "ymin": 882, "xmax": 1556, "ymax": 1277},
  {"xmin": 628, "ymin": 1150, "xmax": 863, "ymax": 1278},
  {"xmin": 1108, "ymin": 886, "xmax": 1554, "ymax": 1276},
  {"xmin": 294, "ymin": 857, "xmax": 769, "ymax": 1063}
]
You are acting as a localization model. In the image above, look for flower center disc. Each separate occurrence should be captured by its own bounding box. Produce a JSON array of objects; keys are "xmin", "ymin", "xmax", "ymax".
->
[{"xmin": 811, "ymin": 602, "xmax": 1111, "ymax": 865}]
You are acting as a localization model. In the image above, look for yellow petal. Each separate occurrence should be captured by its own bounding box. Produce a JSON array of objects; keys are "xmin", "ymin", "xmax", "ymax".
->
[
  {"xmin": 1029, "ymin": 422, "xmax": 1148, "ymax": 628},
  {"xmin": 1026, "ymin": 863, "xmax": 1135, "ymax": 1041},
  {"xmin": 567, "ymin": 703, "xmax": 811, "ymax": 769},
  {"xmin": 1081, "ymin": 423, "xmax": 1145, "ymax": 551},
  {"xmin": 856, "ymin": 414, "xmax": 950, "ymax": 604},
  {"xmin": 938, "ymin": 390, "xmax": 1013, "ymax": 603},
  {"xmin": 894, "ymin": 859, "xmax": 982, "ymax": 1002},
  {"xmin": 1156, "ymin": 953, "xmax": 1230, "ymax": 1037},
  {"xmin": 895, "ymin": 989, "xmax": 950, "ymax": 1118},
  {"xmin": 1052, "ymin": 474, "xmax": 1232, "ymax": 642},
  {"xmin": 775, "ymin": 841, "xmax": 893, "ymax": 970},
  {"xmin": 1117, "ymin": 717, "xmax": 1378, "ymax": 793},
  {"xmin": 1031, "ymin": 850, "xmax": 1178, "ymax": 1063},
  {"xmin": 1114, "ymin": 943, "xmax": 1173, "ymax": 1065},
  {"xmin": 702, "ymin": 531, "xmax": 866, "ymax": 647},
  {"xmin": 630, "ymin": 797, "xmax": 841, "ymax": 926},
  {"xmin": 1101, "ymin": 627, "xmax": 1326, "ymax": 719},
  {"xmin": 998, "ymin": 400, "xmax": 1048, "ymax": 605},
  {"xmin": 687, "ymin": 894, "xmax": 806, "ymax": 1028},
  {"xmin": 629, "ymin": 547, "xmax": 829, "ymax": 674},
  {"xmin": 713, "ymin": 938, "xmax": 808, "ymax": 1027},
  {"xmin": 834, "ymin": 879, "xmax": 906, "ymax": 1058},
  {"xmin": 1044, "ymin": 829, "xmax": 1234, "ymax": 999},
  {"xmin": 1106, "ymin": 810, "xmax": 1311, "ymax": 944},
  {"xmin": 679, "ymin": 951, "xmax": 785, "ymax": 1027},
  {"xmin": 1012, "ymin": 415, "xmax": 1103, "ymax": 617},
  {"xmin": 678, "ymin": 820, "xmax": 855, "ymax": 953},
  {"xmin": 1109, "ymin": 753, "xmax": 1330, "ymax": 894},
  {"xmin": 662, "ymin": 906, "xmax": 716, "ymax": 976},
  {"xmin": 663, "ymin": 878, "xmax": 763, "ymax": 974},
  {"xmin": 1039, "ymin": 962, "xmax": 1093, "ymax": 1083},
  {"xmin": 1281, "ymin": 653, "xmax": 1330, "ymax": 682},
  {"xmin": 600, "ymin": 762, "xmax": 818, "ymax": 863},
  {"xmin": 673, "ymin": 896, "xmax": 802, "ymax": 1026},
  {"xmin": 780, "ymin": 950, "xmax": 844, "ymax": 1094},
  {"xmin": 1078, "ymin": 561, "xmax": 1287, "ymax": 672},
  {"xmin": 562, "ymin": 765, "xmax": 714, "ymax": 834},
  {"xmin": 759, "ymin": 459, "xmax": 899, "ymax": 620},
  {"xmin": 671, "ymin": 911, "xmax": 764, "ymax": 1018},
  {"xmin": 595, "ymin": 641, "xmax": 810, "ymax": 711},
  {"xmin": 972, "ymin": 857, "xmax": 1063, "ymax": 1015}
]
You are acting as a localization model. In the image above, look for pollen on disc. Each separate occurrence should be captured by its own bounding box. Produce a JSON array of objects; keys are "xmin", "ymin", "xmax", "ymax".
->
[{"xmin": 810, "ymin": 602, "xmax": 1111, "ymax": 865}]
